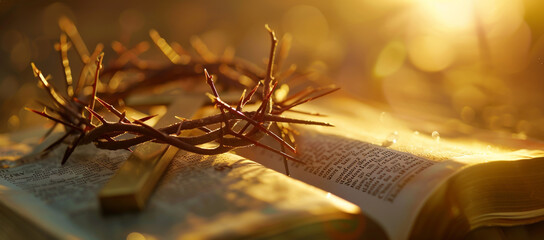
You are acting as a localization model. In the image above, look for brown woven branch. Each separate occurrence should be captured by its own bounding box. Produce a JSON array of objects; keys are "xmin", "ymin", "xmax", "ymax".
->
[{"xmin": 26, "ymin": 19, "xmax": 337, "ymax": 165}]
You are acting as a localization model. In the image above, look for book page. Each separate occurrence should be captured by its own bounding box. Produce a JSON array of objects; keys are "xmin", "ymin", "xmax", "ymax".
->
[
  {"xmin": 0, "ymin": 141, "xmax": 366, "ymax": 239},
  {"xmin": 235, "ymin": 96, "xmax": 479, "ymax": 239},
  {"xmin": 236, "ymin": 128, "xmax": 463, "ymax": 240},
  {"xmin": 237, "ymin": 96, "xmax": 544, "ymax": 239}
]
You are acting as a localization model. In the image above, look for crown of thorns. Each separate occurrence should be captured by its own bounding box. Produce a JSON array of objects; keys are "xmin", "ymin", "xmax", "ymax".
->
[{"xmin": 27, "ymin": 19, "xmax": 337, "ymax": 165}]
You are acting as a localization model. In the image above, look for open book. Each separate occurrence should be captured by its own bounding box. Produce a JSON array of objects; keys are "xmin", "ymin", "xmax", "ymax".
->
[
  {"xmin": 0, "ymin": 130, "xmax": 385, "ymax": 239},
  {"xmin": 1, "ymin": 96, "xmax": 544, "ymax": 239},
  {"xmin": 235, "ymin": 96, "xmax": 544, "ymax": 239}
]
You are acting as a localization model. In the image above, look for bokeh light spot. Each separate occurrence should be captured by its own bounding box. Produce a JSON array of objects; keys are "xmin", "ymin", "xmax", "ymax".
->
[
  {"xmin": 282, "ymin": 5, "xmax": 329, "ymax": 49},
  {"xmin": 408, "ymin": 35, "xmax": 454, "ymax": 72},
  {"xmin": 374, "ymin": 41, "xmax": 406, "ymax": 77}
]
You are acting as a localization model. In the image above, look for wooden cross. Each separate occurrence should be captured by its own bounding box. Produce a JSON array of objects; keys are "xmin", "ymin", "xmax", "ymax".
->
[{"xmin": 99, "ymin": 94, "xmax": 206, "ymax": 214}]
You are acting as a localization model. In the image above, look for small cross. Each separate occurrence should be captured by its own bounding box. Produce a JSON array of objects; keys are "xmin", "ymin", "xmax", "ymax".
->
[{"xmin": 99, "ymin": 94, "xmax": 206, "ymax": 214}]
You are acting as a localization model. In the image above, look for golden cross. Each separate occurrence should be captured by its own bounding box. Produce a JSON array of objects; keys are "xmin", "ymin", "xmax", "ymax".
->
[{"xmin": 99, "ymin": 94, "xmax": 206, "ymax": 214}]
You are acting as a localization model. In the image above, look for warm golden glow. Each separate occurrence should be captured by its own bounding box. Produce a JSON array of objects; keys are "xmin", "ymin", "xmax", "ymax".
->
[
  {"xmin": 326, "ymin": 192, "xmax": 361, "ymax": 215},
  {"xmin": 2, "ymin": 0, "xmax": 544, "ymax": 144},
  {"xmin": 126, "ymin": 232, "xmax": 158, "ymax": 240},
  {"xmin": 282, "ymin": 5, "xmax": 329, "ymax": 49},
  {"xmin": 409, "ymin": 0, "xmax": 524, "ymax": 35},
  {"xmin": 374, "ymin": 41, "xmax": 406, "ymax": 77},
  {"xmin": 126, "ymin": 232, "xmax": 145, "ymax": 240},
  {"xmin": 407, "ymin": 35, "xmax": 454, "ymax": 72},
  {"xmin": 414, "ymin": 0, "xmax": 476, "ymax": 32}
]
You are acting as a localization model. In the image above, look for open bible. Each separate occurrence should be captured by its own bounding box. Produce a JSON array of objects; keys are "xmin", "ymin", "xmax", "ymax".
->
[
  {"xmin": 235, "ymin": 96, "xmax": 544, "ymax": 239},
  {"xmin": 1, "ymin": 96, "xmax": 544, "ymax": 239}
]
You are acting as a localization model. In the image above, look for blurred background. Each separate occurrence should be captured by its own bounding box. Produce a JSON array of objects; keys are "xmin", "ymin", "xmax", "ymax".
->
[{"xmin": 1, "ymin": 0, "xmax": 544, "ymax": 141}]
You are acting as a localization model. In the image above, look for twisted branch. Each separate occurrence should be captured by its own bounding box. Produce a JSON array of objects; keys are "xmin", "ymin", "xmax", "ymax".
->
[{"xmin": 26, "ymin": 20, "xmax": 337, "ymax": 165}]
